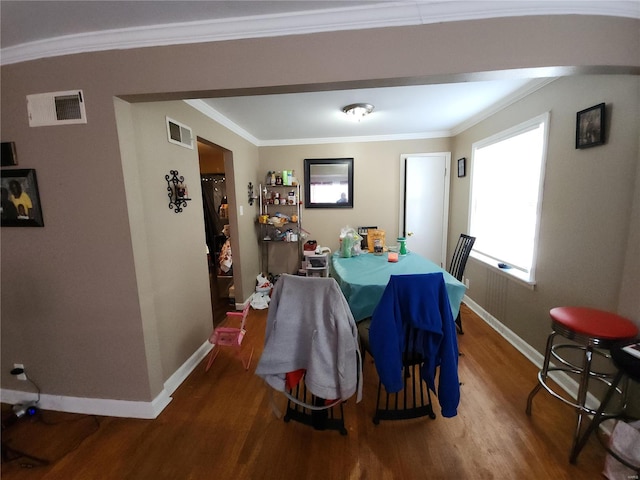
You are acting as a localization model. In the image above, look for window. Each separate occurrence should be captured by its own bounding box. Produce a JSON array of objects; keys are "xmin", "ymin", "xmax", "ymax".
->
[{"xmin": 469, "ymin": 112, "xmax": 549, "ymax": 284}]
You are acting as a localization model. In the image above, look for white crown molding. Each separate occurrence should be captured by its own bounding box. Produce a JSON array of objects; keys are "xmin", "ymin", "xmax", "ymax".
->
[
  {"xmin": 185, "ymin": 99, "xmax": 261, "ymax": 146},
  {"xmin": 450, "ymin": 77, "xmax": 558, "ymax": 136},
  {"xmin": 259, "ymin": 131, "xmax": 453, "ymax": 147},
  {"xmin": 2, "ymin": 1, "xmax": 638, "ymax": 66}
]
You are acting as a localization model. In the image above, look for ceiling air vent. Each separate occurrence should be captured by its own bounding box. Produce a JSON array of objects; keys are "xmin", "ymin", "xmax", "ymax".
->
[
  {"xmin": 166, "ymin": 117, "xmax": 194, "ymax": 149},
  {"xmin": 27, "ymin": 90, "xmax": 87, "ymax": 127}
]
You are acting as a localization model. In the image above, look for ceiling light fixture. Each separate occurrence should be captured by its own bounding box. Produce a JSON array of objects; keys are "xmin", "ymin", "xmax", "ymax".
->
[{"xmin": 342, "ymin": 103, "xmax": 374, "ymax": 121}]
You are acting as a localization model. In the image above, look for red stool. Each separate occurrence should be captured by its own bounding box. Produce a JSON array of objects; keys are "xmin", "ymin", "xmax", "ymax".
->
[{"xmin": 526, "ymin": 307, "xmax": 639, "ymax": 460}]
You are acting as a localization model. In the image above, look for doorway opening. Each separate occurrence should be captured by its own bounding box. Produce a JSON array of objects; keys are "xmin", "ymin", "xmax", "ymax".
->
[
  {"xmin": 399, "ymin": 153, "xmax": 451, "ymax": 267},
  {"xmin": 198, "ymin": 138, "xmax": 234, "ymax": 325}
]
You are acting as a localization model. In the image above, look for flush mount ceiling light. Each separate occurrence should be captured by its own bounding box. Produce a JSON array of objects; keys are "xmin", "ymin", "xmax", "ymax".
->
[{"xmin": 342, "ymin": 103, "xmax": 374, "ymax": 121}]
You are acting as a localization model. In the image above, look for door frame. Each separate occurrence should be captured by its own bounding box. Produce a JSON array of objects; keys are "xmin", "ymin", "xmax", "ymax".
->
[{"xmin": 398, "ymin": 152, "xmax": 451, "ymax": 267}]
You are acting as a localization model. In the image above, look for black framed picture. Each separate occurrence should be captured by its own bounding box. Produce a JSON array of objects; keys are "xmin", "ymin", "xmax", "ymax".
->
[
  {"xmin": 304, "ymin": 158, "xmax": 354, "ymax": 209},
  {"xmin": 576, "ymin": 103, "xmax": 605, "ymax": 149},
  {"xmin": 457, "ymin": 157, "xmax": 466, "ymax": 178},
  {"xmin": 1, "ymin": 142, "xmax": 17, "ymax": 166},
  {"xmin": 1, "ymin": 169, "xmax": 44, "ymax": 227}
]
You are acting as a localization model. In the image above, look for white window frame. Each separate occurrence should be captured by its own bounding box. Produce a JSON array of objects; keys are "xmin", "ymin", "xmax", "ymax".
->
[{"xmin": 468, "ymin": 112, "xmax": 550, "ymax": 286}]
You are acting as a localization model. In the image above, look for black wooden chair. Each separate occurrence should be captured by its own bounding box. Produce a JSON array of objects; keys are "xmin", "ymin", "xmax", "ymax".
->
[
  {"xmin": 357, "ymin": 273, "xmax": 460, "ymax": 424},
  {"xmin": 358, "ymin": 319, "xmax": 436, "ymax": 423},
  {"xmin": 448, "ymin": 234, "xmax": 475, "ymax": 334},
  {"xmin": 255, "ymin": 275, "xmax": 362, "ymax": 435}
]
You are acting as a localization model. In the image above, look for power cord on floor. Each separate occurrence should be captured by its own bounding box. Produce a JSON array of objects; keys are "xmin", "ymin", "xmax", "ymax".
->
[{"xmin": 2, "ymin": 410, "xmax": 101, "ymax": 469}]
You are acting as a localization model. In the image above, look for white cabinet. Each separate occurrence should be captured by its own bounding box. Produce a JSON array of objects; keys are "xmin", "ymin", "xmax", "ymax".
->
[{"xmin": 304, "ymin": 253, "xmax": 329, "ymax": 277}]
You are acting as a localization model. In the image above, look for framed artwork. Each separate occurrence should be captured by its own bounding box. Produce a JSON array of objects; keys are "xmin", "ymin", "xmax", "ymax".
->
[
  {"xmin": 1, "ymin": 169, "xmax": 44, "ymax": 227},
  {"xmin": 304, "ymin": 158, "xmax": 354, "ymax": 208},
  {"xmin": 576, "ymin": 103, "xmax": 605, "ymax": 149},
  {"xmin": 457, "ymin": 157, "xmax": 466, "ymax": 177},
  {"xmin": 1, "ymin": 142, "xmax": 17, "ymax": 166}
]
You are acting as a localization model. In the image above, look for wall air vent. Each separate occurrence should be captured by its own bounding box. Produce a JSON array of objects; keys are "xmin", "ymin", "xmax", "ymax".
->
[
  {"xmin": 166, "ymin": 117, "xmax": 194, "ymax": 149},
  {"xmin": 27, "ymin": 90, "xmax": 87, "ymax": 127}
]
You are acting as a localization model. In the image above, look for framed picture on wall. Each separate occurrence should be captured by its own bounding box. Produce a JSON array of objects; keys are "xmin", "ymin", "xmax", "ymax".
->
[
  {"xmin": 576, "ymin": 103, "xmax": 605, "ymax": 149},
  {"xmin": 304, "ymin": 158, "xmax": 354, "ymax": 208},
  {"xmin": 1, "ymin": 169, "xmax": 44, "ymax": 227},
  {"xmin": 1, "ymin": 142, "xmax": 17, "ymax": 166},
  {"xmin": 457, "ymin": 157, "xmax": 466, "ymax": 177}
]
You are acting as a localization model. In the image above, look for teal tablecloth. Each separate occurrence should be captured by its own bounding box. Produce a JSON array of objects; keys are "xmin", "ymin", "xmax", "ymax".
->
[{"xmin": 330, "ymin": 252, "xmax": 466, "ymax": 322}]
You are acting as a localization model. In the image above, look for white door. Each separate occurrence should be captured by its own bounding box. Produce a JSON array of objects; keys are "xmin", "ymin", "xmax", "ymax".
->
[{"xmin": 398, "ymin": 153, "xmax": 451, "ymax": 267}]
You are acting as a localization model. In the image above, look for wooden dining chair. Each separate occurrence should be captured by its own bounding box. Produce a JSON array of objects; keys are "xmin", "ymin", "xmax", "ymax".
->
[
  {"xmin": 358, "ymin": 273, "xmax": 460, "ymax": 423},
  {"xmin": 255, "ymin": 275, "xmax": 362, "ymax": 435},
  {"xmin": 448, "ymin": 234, "xmax": 475, "ymax": 334},
  {"xmin": 359, "ymin": 319, "xmax": 436, "ymax": 423}
]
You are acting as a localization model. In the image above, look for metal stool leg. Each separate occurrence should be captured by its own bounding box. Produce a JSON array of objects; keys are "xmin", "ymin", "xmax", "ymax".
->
[
  {"xmin": 527, "ymin": 331, "xmax": 556, "ymax": 415},
  {"xmin": 570, "ymin": 344, "xmax": 594, "ymax": 459},
  {"xmin": 570, "ymin": 369, "xmax": 625, "ymax": 463}
]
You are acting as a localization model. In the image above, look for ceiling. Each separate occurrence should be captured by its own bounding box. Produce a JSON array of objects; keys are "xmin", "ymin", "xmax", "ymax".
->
[
  {"xmin": 1, "ymin": 1, "xmax": 636, "ymax": 145},
  {"xmin": 193, "ymin": 79, "xmax": 550, "ymax": 145}
]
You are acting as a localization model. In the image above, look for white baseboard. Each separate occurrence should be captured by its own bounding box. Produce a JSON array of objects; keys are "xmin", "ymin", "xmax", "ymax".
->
[
  {"xmin": 164, "ymin": 340, "xmax": 213, "ymax": 396},
  {"xmin": 463, "ymin": 295, "xmax": 601, "ymax": 412},
  {"xmin": 0, "ymin": 299, "xmax": 604, "ymax": 420},
  {"xmin": 234, "ymin": 296, "xmax": 251, "ymax": 312},
  {"xmin": 0, "ymin": 340, "xmax": 214, "ymax": 419}
]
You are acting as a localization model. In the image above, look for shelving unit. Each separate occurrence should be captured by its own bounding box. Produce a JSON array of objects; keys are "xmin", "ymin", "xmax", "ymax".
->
[{"xmin": 258, "ymin": 183, "xmax": 302, "ymax": 276}]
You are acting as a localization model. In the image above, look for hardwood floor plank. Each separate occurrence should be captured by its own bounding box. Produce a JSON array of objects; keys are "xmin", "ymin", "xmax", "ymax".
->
[{"xmin": 1, "ymin": 304, "xmax": 607, "ymax": 479}]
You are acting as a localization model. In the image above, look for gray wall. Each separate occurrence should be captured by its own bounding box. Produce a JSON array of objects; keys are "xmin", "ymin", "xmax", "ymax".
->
[
  {"xmin": 1, "ymin": 15, "xmax": 638, "ymax": 415},
  {"xmin": 260, "ymin": 74, "xmax": 640, "ymax": 354},
  {"xmin": 452, "ymin": 75, "xmax": 640, "ymax": 355},
  {"xmin": 259, "ymin": 138, "xmax": 451, "ymax": 252}
]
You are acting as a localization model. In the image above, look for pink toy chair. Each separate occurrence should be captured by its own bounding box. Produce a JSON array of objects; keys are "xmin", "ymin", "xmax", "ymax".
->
[{"xmin": 205, "ymin": 301, "xmax": 254, "ymax": 371}]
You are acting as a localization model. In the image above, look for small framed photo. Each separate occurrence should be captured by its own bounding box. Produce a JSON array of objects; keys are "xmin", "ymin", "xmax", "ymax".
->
[
  {"xmin": 576, "ymin": 103, "xmax": 605, "ymax": 149},
  {"xmin": 1, "ymin": 169, "xmax": 44, "ymax": 227},
  {"xmin": 457, "ymin": 157, "xmax": 466, "ymax": 177},
  {"xmin": 1, "ymin": 142, "xmax": 17, "ymax": 166}
]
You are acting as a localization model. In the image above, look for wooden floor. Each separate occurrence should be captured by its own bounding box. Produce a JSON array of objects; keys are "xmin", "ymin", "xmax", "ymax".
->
[{"xmin": 1, "ymin": 305, "xmax": 608, "ymax": 479}]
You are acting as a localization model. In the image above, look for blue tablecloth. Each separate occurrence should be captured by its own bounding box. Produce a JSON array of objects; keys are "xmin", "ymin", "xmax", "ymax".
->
[{"xmin": 330, "ymin": 251, "xmax": 466, "ymax": 322}]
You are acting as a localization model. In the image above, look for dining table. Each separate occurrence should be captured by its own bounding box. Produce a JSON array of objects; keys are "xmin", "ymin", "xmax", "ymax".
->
[{"xmin": 330, "ymin": 251, "xmax": 466, "ymax": 322}]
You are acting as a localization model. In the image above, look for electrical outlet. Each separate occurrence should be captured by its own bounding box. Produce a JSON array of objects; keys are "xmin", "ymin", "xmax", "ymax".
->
[
  {"xmin": 13, "ymin": 363, "xmax": 27, "ymax": 381},
  {"xmin": 464, "ymin": 278, "xmax": 470, "ymax": 288}
]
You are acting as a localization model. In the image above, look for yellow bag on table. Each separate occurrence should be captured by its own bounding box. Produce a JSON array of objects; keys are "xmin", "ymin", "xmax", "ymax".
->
[{"xmin": 367, "ymin": 229, "xmax": 386, "ymax": 253}]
